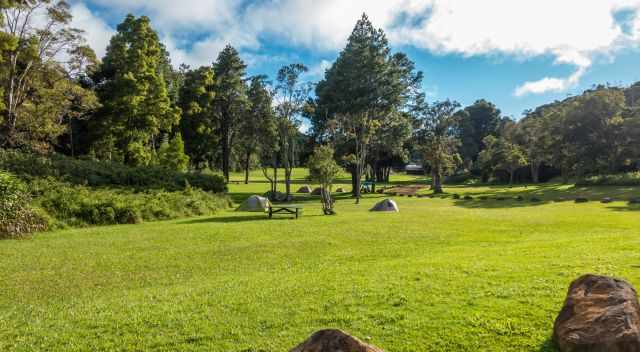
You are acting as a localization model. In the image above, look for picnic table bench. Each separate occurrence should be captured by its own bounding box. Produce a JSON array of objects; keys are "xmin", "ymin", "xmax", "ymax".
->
[{"xmin": 268, "ymin": 204, "xmax": 303, "ymax": 219}]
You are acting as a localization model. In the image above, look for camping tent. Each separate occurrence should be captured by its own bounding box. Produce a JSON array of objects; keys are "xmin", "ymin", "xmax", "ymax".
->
[
  {"xmin": 237, "ymin": 195, "xmax": 271, "ymax": 212},
  {"xmin": 297, "ymin": 185, "xmax": 312, "ymax": 193},
  {"xmin": 370, "ymin": 199, "xmax": 399, "ymax": 212}
]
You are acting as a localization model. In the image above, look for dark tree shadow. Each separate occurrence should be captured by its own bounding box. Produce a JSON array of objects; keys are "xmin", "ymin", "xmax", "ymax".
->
[{"xmin": 538, "ymin": 337, "xmax": 557, "ymax": 352}]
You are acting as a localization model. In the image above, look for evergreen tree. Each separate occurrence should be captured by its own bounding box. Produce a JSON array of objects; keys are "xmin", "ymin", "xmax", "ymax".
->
[
  {"xmin": 213, "ymin": 45, "xmax": 247, "ymax": 182},
  {"xmin": 238, "ymin": 75, "xmax": 276, "ymax": 184},
  {"xmin": 157, "ymin": 133, "xmax": 189, "ymax": 172},
  {"xmin": 179, "ymin": 66, "xmax": 217, "ymax": 169},
  {"xmin": 456, "ymin": 99, "xmax": 503, "ymax": 168},
  {"xmin": 314, "ymin": 13, "xmax": 422, "ymax": 203},
  {"xmin": 91, "ymin": 14, "xmax": 180, "ymax": 166}
]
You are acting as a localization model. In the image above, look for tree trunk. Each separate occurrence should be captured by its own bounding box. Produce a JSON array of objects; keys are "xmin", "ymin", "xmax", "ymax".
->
[
  {"xmin": 432, "ymin": 170, "xmax": 443, "ymax": 194},
  {"xmin": 509, "ymin": 170, "xmax": 515, "ymax": 186},
  {"xmin": 285, "ymin": 167, "xmax": 292, "ymax": 197},
  {"xmin": 244, "ymin": 151, "xmax": 251, "ymax": 184},
  {"xmin": 222, "ymin": 124, "xmax": 230, "ymax": 183},
  {"xmin": 354, "ymin": 170, "xmax": 362, "ymax": 204},
  {"xmin": 531, "ymin": 162, "xmax": 540, "ymax": 184},
  {"xmin": 350, "ymin": 169, "xmax": 357, "ymax": 196}
]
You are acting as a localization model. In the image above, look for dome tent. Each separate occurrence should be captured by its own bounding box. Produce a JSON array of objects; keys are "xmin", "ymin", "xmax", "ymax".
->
[
  {"xmin": 370, "ymin": 199, "xmax": 399, "ymax": 212},
  {"xmin": 237, "ymin": 195, "xmax": 271, "ymax": 212}
]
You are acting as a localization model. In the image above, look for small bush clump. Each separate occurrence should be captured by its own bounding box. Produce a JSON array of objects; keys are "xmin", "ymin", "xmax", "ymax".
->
[
  {"xmin": 0, "ymin": 149, "xmax": 227, "ymax": 193},
  {"xmin": 578, "ymin": 172, "xmax": 640, "ymax": 186},
  {"xmin": 0, "ymin": 171, "xmax": 48, "ymax": 238}
]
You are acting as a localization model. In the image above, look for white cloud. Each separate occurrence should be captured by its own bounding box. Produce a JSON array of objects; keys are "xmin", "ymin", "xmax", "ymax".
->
[
  {"xmin": 70, "ymin": 3, "xmax": 114, "ymax": 58},
  {"xmin": 73, "ymin": 0, "xmax": 640, "ymax": 94}
]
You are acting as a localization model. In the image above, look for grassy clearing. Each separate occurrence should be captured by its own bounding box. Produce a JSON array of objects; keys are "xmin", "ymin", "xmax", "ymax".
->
[{"xmin": 1, "ymin": 169, "xmax": 639, "ymax": 351}]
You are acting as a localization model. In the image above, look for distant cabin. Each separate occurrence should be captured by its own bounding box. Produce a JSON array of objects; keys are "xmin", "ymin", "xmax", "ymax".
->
[{"xmin": 405, "ymin": 163, "xmax": 424, "ymax": 175}]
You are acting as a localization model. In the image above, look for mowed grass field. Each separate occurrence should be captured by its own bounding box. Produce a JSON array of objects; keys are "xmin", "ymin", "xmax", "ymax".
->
[{"xmin": 1, "ymin": 169, "xmax": 639, "ymax": 351}]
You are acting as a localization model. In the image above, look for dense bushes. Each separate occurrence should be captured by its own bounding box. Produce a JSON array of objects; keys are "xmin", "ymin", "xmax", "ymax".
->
[
  {"xmin": 29, "ymin": 178, "xmax": 231, "ymax": 229},
  {"xmin": 578, "ymin": 172, "xmax": 640, "ymax": 186},
  {"xmin": 0, "ymin": 171, "xmax": 48, "ymax": 238},
  {"xmin": 0, "ymin": 149, "xmax": 227, "ymax": 193}
]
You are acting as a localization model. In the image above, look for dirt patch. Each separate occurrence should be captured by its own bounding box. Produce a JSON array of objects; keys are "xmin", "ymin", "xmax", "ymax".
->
[{"xmin": 385, "ymin": 184, "xmax": 428, "ymax": 196}]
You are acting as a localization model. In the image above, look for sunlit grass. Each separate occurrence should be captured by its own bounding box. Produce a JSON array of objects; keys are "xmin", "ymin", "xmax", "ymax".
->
[{"xmin": 1, "ymin": 169, "xmax": 639, "ymax": 351}]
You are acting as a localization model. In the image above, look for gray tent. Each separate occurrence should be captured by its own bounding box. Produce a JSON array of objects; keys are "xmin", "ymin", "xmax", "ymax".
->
[
  {"xmin": 237, "ymin": 195, "xmax": 271, "ymax": 212},
  {"xmin": 370, "ymin": 199, "xmax": 399, "ymax": 212},
  {"xmin": 297, "ymin": 185, "xmax": 312, "ymax": 193}
]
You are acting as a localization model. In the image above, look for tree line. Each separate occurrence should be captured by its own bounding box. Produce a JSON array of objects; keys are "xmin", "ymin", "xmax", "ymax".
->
[{"xmin": 1, "ymin": 2, "xmax": 639, "ymax": 201}]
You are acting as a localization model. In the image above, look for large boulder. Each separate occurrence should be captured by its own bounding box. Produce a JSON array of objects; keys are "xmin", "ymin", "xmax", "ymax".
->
[
  {"xmin": 290, "ymin": 329, "xmax": 384, "ymax": 352},
  {"xmin": 370, "ymin": 199, "xmax": 399, "ymax": 212},
  {"xmin": 553, "ymin": 274, "xmax": 640, "ymax": 352},
  {"xmin": 297, "ymin": 185, "xmax": 312, "ymax": 194},
  {"xmin": 237, "ymin": 195, "xmax": 271, "ymax": 212}
]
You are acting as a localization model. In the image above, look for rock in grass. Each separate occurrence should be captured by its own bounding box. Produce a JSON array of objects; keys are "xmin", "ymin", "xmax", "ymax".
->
[
  {"xmin": 452, "ymin": 194, "xmax": 461, "ymax": 199},
  {"xmin": 290, "ymin": 329, "xmax": 384, "ymax": 352},
  {"xmin": 553, "ymin": 274, "xmax": 640, "ymax": 352},
  {"xmin": 601, "ymin": 197, "xmax": 614, "ymax": 204},
  {"xmin": 575, "ymin": 197, "xmax": 589, "ymax": 203},
  {"xmin": 464, "ymin": 195, "xmax": 474, "ymax": 200}
]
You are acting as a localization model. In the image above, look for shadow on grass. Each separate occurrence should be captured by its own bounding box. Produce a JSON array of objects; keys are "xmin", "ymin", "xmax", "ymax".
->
[
  {"xmin": 181, "ymin": 214, "xmax": 326, "ymax": 224},
  {"xmin": 538, "ymin": 337, "xmax": 557, "ymax": 352}
]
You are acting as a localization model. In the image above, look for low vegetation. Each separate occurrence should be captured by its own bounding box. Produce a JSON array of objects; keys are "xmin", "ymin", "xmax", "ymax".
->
[
  {"xmin": 578, "ymin": 172, "xmax": 640, "ymax": 186},
  {"xmin": 0, "ymin": 149, "xmax": 227, "ymax": 193}
]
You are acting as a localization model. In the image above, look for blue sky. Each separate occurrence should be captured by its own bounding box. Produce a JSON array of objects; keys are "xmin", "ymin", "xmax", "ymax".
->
[{"xmin": 68, "ymin": 0, "xmax": 640, "ymax": 118}]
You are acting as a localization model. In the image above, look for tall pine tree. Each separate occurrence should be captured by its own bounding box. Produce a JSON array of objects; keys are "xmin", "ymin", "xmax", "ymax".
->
[
  {"xmin": 213, "ymin": 45, "xmax": 247, "ymax": 182},
  {"xmin": 91, "ymin": 15, "xmax": 180, "ymax": 166},
  {"xmin": 179, "ymin": 66, "xmax": 217, "ymax": 169}
]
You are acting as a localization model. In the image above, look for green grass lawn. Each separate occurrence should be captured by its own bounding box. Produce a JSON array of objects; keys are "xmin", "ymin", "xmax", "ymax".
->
[{"xmin": 1, "ymin": 170, "xmax": 639, "ymax": 351}]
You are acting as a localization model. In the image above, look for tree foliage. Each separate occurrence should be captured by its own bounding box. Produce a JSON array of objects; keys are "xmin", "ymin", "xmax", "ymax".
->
[
  {"xmin": 308, "ymin": 145, "xmax": 341, "ymax": 215},
  {"xmin": 91, "ymin": 15, "xmax": 180, "ymax": 166}
]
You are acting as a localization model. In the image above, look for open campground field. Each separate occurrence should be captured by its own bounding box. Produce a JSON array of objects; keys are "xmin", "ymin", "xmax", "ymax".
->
[{"xmin": 1, "ymin": 170, "xmax": 639, "ymax": 351}]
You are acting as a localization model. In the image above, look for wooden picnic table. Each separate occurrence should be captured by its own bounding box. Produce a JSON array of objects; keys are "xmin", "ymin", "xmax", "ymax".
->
[{"xmin": 268, "ymin": 204, "xmax": 304, "ymax": 219}]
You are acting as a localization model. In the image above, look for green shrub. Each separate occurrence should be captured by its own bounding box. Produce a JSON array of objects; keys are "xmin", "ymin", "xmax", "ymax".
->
[
  {"xmin": 578, "ymin": 172, "xmax": 640, "ymax": 186},
  {"xmin": 0, "ymin": 171, "xmax": 48, "ymax": 238},
  {"xmin": 30, "ymin": 178, "xmax": 230, "ymax": 229},
  {"xmin": 0, "ymin": 149, "xmax": 227, "ymax": 193}
]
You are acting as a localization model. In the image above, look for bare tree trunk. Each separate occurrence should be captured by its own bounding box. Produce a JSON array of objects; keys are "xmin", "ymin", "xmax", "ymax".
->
[
  {"xmin": 432, "ymin": 169, "xmax": 443, "ymax": 194},
  {"xmin": 244, "ymin": 151, "xmax": 251, "ymax": 184},
  {"xmin": 509, "ymin": 169, "xmax": 515, "ymax": 186}
]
